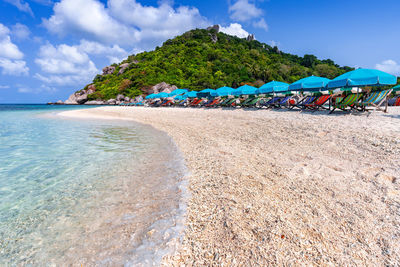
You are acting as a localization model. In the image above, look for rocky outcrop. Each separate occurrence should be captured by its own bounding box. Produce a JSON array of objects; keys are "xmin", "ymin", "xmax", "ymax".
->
[
  {"xmin": 106, "ymin": 99, "xmax": 116, "ymax": 105},
  {"xmin": 102, "ymin": 66, "xmax": 116, "ymax": 75},
  {"xmin": 148, "ymin": 82, "xmax": 177, "ymax": 94},
  {"xmin": 118, "ymin": 63, "xmax": 130, "ymax": 75},
  {"xmin": 65, "ymin": 84, "xmax": 96, "ymax": 104},
  {"xmin": 207, "ymin": 25, "xmax": 220, "ymax": 33},
  {"xmin": 246, "ymin": 34, "xmax": 255, "ymax": 41},
  {"xmin": 116, "ymin": 94, "xmax": 125, "ymax": 101}
]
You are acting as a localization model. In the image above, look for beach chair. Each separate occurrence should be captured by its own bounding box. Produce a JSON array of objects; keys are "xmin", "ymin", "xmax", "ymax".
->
[
  {"xmin": 290, "ymin": 96, "xmax": 317, "ymax": 110},
  {"xmin": 274, "ymin": 96, "xmax": 292, "ymax": 108},
  {"xmin": 329, "ymin": 93, "xmax": 363, "ymax": 113},
  {"xmin": 305, "ymin": 95, "xmax": 331, "ymax": 111},
  {"xmin": 395, "ymin": 96, "xmax": 400, "ymax": 106},
  {"xmin": 243, "ymin": 97, "xmax": 261, "ymax": 107},
  {"xmin": 356, "ymin": 89, "xmax": 392, "ymax": 112},
  {"xmin": 218, "ymin": 98, "xmax": 230, "ymax": 106},
  {"xmin": 222, "ymin": 98, "xmax": 237, "ymax": 107},
  {"xmin": 205, "ymin": 98, "xmax": 220, "ymax": 107},
  {"xmin": 261, "ymin": 96, "xmax": 282, "ymax": 108}
]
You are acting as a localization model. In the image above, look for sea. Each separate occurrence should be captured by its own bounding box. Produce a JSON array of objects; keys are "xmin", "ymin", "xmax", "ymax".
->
[{"xmin": 0, "ymin": 104, "xmax": 188, "ymax": 266}]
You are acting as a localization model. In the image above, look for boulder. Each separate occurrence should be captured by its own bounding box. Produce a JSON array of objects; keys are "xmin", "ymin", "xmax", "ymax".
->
[
  {"xmin": 116, "ymin": 94, "xmax": 125, "ymax": 101},
  {"xmin": 56, "ymin": 100, "xmax": 64, "ymax": 104},
  {"xmin": 84, "ymin": 100, "xmax": 105, "ymax": 105},
  {"xmin": 64, "ymin": 84, "xmax": 96, "ymax": 104},
  {"xmin": 124, "ymin": 96, "xmax": 130, "ymax": 102},
  {"xmin": 116, "ymin": 100, "xmax": 121, "ymax": 105},
  {"xmin": 118, "ymin": 63, "xmax": 130, "ymax": 75},
  {"xmin": 102, "ymin": 66, "xmax": 116, "ymax": 75},
  {"xmin": 209, "ymin": 33, "xmax": 218, "ymax": 43},
  {"xmin": 149, "ymin": 82, "xmax": 178, "ymax": 94},
  {"xmin": 106, "ymin": 99, "xmax": 116, "ymax": 105},
  {"xmin": 246, "ymin": 34, "xmax": 255, "ymax": 41},
  {"xmin": 207, "ymin": 25, "xmax": 220, "ymax": 33}
]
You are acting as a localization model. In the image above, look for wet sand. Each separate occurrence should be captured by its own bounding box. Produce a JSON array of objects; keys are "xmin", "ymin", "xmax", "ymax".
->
[{"xmin": 60, "ymin": 106, "xmax": 400, "ymax": 266}]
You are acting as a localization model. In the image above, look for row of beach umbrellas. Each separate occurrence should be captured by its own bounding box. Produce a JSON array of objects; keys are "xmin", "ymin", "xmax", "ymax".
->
[{"xmin": 145, "ymin": 69, "xmax": 399, "ymax": 100}]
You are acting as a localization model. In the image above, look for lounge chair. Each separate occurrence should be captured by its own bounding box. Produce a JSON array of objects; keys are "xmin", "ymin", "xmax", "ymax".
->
[
  {"xmin": 329, "ymin": 93, "xmax": 363, "ymax": 114},
  {"xmin": 206, "ymin": 98, "xmax": 220, "ymax": 107},
  {"xmin": 261, "ymin": 96, "xmax": 282, "ymax": 108},
  {"xmin": 221, "ymin": 98, "xmax": 237, "ymax": 107},
  {"xmin": 243, "ymin": 97, "xmax": 261, "ymax": 107},
  {"xmin": 395, "ymin": 96, "xmax": 400, "ymax": 106},
  {"xmin": 356, "ymin": 89, "xmax": 392, "ymax": 112},
  {"xmin": 290, "ymin": 96, "xmax": 317, "ymax": 110},
  {"xmin": 304, "ymin": 95, "xmax": 331, "ymax": 111}
]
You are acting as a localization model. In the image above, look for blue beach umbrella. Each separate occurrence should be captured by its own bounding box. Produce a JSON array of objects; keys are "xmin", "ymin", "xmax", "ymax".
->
[
  {"xmin": 327, "ymin": 69, "xmax": 397, "ymax": 89},
  {"xmin": 199, "ymin": 88, "xmax": 218, "ymax": 97},
  {"xmin": 216, "ymin": 86, "xmax": 234, "ymax": 96},
  {"xmin": 169, "ymin": 89, "xmax": 189, "ymax": 96},
  {"xmin": 289, "ymin": 76, "xmax": 331, "ymax": 91},
  {"xmin": 232, "ymin": 85, "xmax": 259, "ymax": 96},
  {"xmin": 145, "ymin": 93, "xmax": 157, "ymax": 99},
  {"xmin": 157, "ymin": 92, "xmax": 169, "ymax": 98},
  {"xmin": 238, "ymin": 85, "xmax": 259, "ymax": 95},
  {"xmin": 185, "ymin": 91, "xmax": 198, "ymax": 98},
  {"xmin": 393, "ymin": 84, "xmax": 400, "ymax": 91},
  {"xmin": 259, "ymin": 81, "xmax": 289, "ymax": 94}
]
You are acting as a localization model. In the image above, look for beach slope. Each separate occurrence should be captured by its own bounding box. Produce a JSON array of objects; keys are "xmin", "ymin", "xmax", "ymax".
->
[{"xmin": 60, "ymin": 107, "xmax": 400, "ymax": 266}]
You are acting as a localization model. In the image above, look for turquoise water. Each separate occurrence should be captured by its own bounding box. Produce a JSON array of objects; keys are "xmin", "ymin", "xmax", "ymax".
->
[{"xmin": 0, "ymin": 105, "xmax": 187, "ymax": 265}]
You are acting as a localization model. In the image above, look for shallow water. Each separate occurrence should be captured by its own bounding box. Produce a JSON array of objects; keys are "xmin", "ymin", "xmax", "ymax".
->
[{"xmin": 0, "ymin": 105, "xmax": 187, "ymax": 265}]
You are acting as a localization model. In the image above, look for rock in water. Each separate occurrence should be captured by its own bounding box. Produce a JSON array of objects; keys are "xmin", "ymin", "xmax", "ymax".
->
[{"xmin": 65, "ymin": 84, "xmax": 97, "ymax": 105}]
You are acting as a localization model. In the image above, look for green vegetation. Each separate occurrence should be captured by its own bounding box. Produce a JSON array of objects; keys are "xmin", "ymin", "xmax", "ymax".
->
[{"xmin": 83, "ymin": 28, "xmax": 353, "ymax": 100}]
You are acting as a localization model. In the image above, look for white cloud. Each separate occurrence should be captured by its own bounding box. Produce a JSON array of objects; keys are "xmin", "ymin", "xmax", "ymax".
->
[
  {"xmin": 376, "ymin": 60, "xmax": 400, "ymax": 76},
  {"xmin": 17, "ymin": 84, "xmax": 57, "ymax": 94},
  {"xmin": 11, "ymin": 23, "xmax": 31, "ymax": 40},
  {"xmin": 3, "ymin": 0, "xmax": 34, "ymax": 16},
  {"xmin": 108, "ymin": 0, "xmax": 209, "ymax": 41},
  {"xmin": 229, "ymin": 0, "xmax": 263, "ymax": 22},
  {"xmin": 43, "ymin": 0, "xmax": 209, "ymax": 49},
  {"xmin": 0, "ymin": 23, "xmax": 28, "ymax": 75},
  {"xmin": 43, "ymin": 0, "xmax": 140, "ymax": 45},
  {"xmin": 77, "ymin": 39, "xmax": 128, "ymax": 63},
  {"xmin": 34, "ymin": 42, "xmax": 99, "ymax": 86},
  {"xmin": 0, "ymin": 85, "xmax": 10, "ymax": 89},
  {"xmin": 0, "ymin": 59, "xmax": 29, "ymax": 75},
  {"xmin": 220, "ymin": 23, "xmax": 250, "ymax": 38},
  {"xmin": 253, "ymin": 18, "xmax": 268, "ymax": 31}
]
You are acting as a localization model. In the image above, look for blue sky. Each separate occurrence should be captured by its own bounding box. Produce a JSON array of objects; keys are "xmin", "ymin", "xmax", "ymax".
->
[{"xmin": 0, "ymin": 0, "xmax": 399, "ymax": 103}]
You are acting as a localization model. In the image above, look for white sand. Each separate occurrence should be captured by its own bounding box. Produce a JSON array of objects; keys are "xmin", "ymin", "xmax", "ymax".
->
[{"xmin": 60, "ymin": 106, "xmax": 400, "ymax": 266}]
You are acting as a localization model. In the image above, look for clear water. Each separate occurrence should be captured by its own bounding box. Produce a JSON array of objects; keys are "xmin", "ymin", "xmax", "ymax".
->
[{"xmin": 0, "ymin": 105, "xmax": 187, "ymax": 266}]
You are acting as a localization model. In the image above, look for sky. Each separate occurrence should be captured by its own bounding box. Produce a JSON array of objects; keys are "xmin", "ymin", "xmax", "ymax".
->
[{"xmin": 0, "ymin": 0, "xmax": 399, "ymax": 103}]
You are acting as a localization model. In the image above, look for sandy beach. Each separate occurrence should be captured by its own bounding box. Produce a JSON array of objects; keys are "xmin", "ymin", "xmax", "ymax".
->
[{"xmin": 60, "ymin": 106, "xmax": 400, "ymax": 266}]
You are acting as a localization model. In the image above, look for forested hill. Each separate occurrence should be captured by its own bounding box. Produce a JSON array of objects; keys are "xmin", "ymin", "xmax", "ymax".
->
[{"xmin": 81, "ymin": 27, "xmax": 353, "ymax": 101}]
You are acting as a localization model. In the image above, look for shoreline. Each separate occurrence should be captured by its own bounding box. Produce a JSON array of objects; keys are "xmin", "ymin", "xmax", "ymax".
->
[{"xmin": 59, "ymin": 106, "xmax": 400, "ymax": 265}]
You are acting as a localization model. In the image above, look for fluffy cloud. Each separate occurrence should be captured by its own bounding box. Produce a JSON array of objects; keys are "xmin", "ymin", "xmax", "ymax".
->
[
  {"xmin": 0, "ymin": 23, "xmax": 28, "ymax": 75},
  {"xmin": 43, "ymin": 0, "xmax": 140, "ymax": 45},
  {"xmin": 376, "ymin": 60, "xmax": 400, "ymax": 76},
  {"xmin": 35, "ymin": 42, "xmax": 99, "ymax": 85},
  {"xmin": 0, "ymin": 59, "xmax": 29, "ymax": 75},
  {"xmin": 253, "ymin": 18, "xmax": 268, "ymax": 31},
  {"xmin": 229, "ymin": 0, "xmax": 262, "ymax": 22},
  {"xmin": 43, "ymin": 0, "xmax": 209, "ymax": 48},
  {"xmin": 220, "ymin": 23, "xmax": 250, "ymax": 38},
  {"xmin": 77, "ymin": 40, "xmax": 128, "ymax": 63},
  {"xmin": 108, "ymin": 0, "xmax": 209, "ymax": 41},
  {"xmin": 11, "ymin": 23, "xmax": 31, "ymax": 40},
  {"xmin": 3, "ymin": 0, "xmax": 33, "ymax": 16}
]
